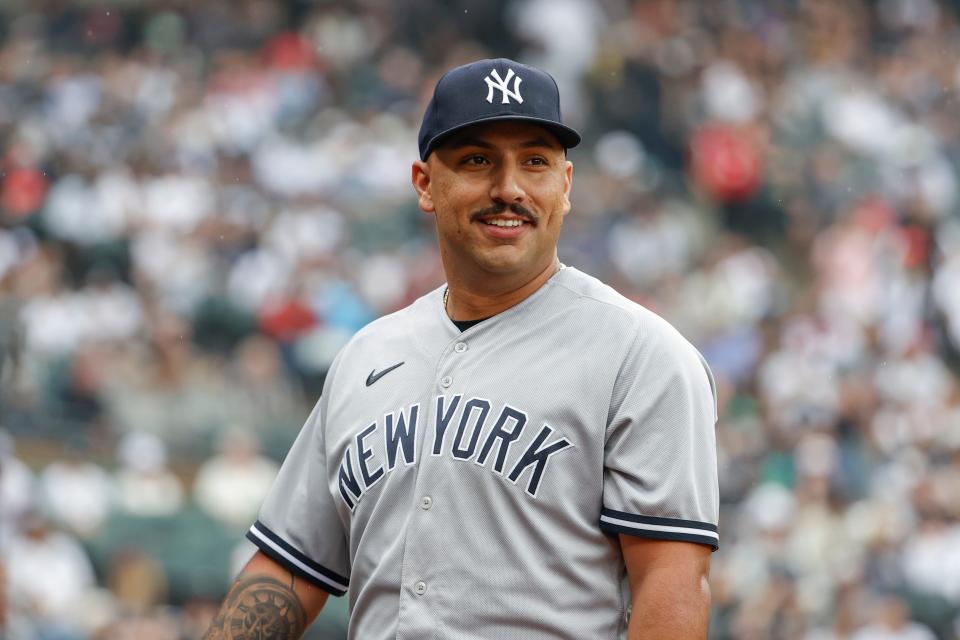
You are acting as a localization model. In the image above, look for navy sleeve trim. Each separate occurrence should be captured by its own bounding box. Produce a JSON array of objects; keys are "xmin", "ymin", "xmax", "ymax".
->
[
  {"xmin": 246, "ymin": 520, "xmax": 349, "ymax": 596},
  {"xmin": 600, "ymin": 508, "xmax": 719, "ymax": 551}
]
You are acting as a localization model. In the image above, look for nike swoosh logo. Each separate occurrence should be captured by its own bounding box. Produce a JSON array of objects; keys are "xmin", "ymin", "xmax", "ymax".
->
[{"xmin": 366, "ymin": 362, "xmax": 404, "ymax": 387}]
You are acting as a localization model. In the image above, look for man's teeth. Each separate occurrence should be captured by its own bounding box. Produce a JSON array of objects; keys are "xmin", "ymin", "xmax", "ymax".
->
[{"xmin": 485, "ymin": 219, "xmax": 524, "ymax": 227}]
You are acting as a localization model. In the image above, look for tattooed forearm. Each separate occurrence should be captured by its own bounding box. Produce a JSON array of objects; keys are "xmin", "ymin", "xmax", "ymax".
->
[{"xmin": 203, "ymin": 574, "xmax": 307, "ymax": 640}]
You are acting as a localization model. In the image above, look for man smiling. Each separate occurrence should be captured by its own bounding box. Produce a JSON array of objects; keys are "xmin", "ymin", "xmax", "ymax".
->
[
  {"xmin": 204, "ymin": 58, "xmax": 719, "ymax": 640},
  {"xmin": 414, "ymin": 119, "xmax": 572, "ymax": 318}
]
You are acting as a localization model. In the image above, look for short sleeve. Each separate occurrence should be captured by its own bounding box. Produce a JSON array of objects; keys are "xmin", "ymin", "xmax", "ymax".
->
[
  {"xmin": 600, "ymin": 318, "xmax": 720, "ymax": 550},
  {"xmin": 246, "ymin": 383, "xmax": 351, "ymax": 596}
]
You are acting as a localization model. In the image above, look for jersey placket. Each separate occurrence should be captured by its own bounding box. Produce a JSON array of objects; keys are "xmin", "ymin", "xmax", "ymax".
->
[{"xmin": 394, "ymin": 334, "xmax": 472, "ymax": 639}]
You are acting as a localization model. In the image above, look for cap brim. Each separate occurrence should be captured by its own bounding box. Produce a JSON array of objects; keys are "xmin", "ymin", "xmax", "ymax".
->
[{"xmin": 421, "ymin": 115, "xmax": 581, "ymax": 161}]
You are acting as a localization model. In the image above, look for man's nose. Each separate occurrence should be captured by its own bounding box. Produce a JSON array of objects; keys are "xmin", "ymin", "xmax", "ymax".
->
[{"xmin": 489, "ymin": 163, "xmax": 526, "ymax": 204}]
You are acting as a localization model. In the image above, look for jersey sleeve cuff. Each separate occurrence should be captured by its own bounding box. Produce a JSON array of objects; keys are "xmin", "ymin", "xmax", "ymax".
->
[
  {"xmin": 599, "ymin": 508, "xmax": 719, "ymax": 551},
  {"xmin": 246, "ymin": 520, "xmax": 350, "ymax": 596}
]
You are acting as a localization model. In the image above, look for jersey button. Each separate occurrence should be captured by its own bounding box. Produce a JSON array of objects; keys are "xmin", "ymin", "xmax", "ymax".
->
[
  {"xmin": 440, "ymin": 376, "xmax": 452, "ymax": 388},
  {"xmin": 420, "ymin": 496, "xmax": 432, "ymax": 510},
  {"xmin": 414, "ymin": 581, "xmax": 427, "ymax": 596},
  {"xmin": 454, "ymin": 342, "xmax": 468, "ymax": 353}
]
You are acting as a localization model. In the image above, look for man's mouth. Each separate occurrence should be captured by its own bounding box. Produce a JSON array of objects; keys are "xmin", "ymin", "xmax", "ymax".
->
[
  {"xmin": 472, "ymin": 203, "xmax": 537, "ymax": 228},
  {"xmin": 482, "ymin": 218, "xmax": 526, "ymax": 228},
  {"xmin": 475, "ymin": 214, "xmax": 533, "ymax": 239}
]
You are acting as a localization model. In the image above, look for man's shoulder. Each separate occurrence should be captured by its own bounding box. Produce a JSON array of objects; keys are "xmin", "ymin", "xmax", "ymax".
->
[
  {"xmin": 554, "ymin": 267, "xmax": 668, "ymax": 330},
  {"xmin": 555, "ymin": 267, "xmax": 702, "ymax": 356},
  {"xmin": 559, "ymin": 268, "xmax": 717, "ymax": 416}
]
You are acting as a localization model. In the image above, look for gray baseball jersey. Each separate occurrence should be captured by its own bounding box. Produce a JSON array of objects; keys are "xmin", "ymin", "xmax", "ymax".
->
[{"xmin": 247, "ymin": 266, "xmax": 719, "ymax": 639}]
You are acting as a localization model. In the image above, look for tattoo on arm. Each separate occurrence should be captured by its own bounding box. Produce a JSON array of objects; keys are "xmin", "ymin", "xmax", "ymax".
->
[{"xmin": 203, "ymin": 574, "xmax": 308, "ymax": 640}]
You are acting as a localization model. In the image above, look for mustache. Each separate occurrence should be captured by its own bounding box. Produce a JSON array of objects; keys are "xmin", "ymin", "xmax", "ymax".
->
[{"xmin": 470, "ymin": 202, "xmax": 537, "ymax": 225}]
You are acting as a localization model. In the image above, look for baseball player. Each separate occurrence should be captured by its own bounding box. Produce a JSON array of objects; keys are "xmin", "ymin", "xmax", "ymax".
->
[{"xmin": 203, "ymin": 58, "xmax": 719, "ymax": 640}]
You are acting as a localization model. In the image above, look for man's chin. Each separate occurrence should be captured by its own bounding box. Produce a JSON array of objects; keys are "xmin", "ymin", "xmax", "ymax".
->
[{"xmin": 472, "ymin": 248, "xmax": 533, "ymax": 275}]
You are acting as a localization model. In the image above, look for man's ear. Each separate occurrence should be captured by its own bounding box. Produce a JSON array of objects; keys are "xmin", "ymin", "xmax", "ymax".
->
[
  {"xmin": 562, "ymin": 160, "xmax": 573, "ymax": 216},
  {"xmin": 412, "ymin": 160, "xmax": 435, "ymax": 213}
]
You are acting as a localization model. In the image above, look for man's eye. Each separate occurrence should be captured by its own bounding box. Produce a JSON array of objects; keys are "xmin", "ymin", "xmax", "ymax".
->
[
  {"xmin": 527, "ymin": 157, "xmax": 548, "ymax": 166},
  {"xmin": 463, "ymin": 155, "xmax": 489, "ymax": 165}
]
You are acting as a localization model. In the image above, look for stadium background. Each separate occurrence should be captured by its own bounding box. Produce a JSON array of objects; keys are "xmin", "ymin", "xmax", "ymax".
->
[{"xmin": 2, "ymin": 0, "xmax": 960, "ymax": 638}]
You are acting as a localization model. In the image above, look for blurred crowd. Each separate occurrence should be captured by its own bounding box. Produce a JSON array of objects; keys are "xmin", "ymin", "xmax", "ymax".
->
[{"xmin": 2, "ymin": 0, "xmax": 960, "ymax": 638}]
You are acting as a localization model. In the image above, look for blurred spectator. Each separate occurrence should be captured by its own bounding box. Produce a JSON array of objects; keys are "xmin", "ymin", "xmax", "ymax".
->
[
  {"xmin": 114, "ymin": 432, "xmax": 183, "ymax": 517},
  {"xmin": 222, "ymin": 333, "xmax": 305, "ymax": 438},
  {"xmin": 4, "ymin": 511, "xmax": 97, "ymax": 640},
  {"xmin": 95, "ymin": 610, "xmax": 181, "ymax": 640},
  {"xmin": 851, "ymin": 594, "xmax": 937, "ymax": 640},
  {"xmin": 106, "ymin": 549, "xmax": 168, "ymax": 616},
  {"xmin": 0, "ymin": 558, "xmax": 7, "ymax": 635},
  {"xmin": 803, "ymin": 581, "xmax": 872, "ymax": 640},
  {"xmin": 900, "ymin": 506, "xmax": 960, "ymax": 604},
  {"xmin": 2, "ymin": 0, "xmax": 960, "ymax": 637},
  {"xmin": 178, "ymin": 598, "xmax": 222, "ymax": 640},
  {"xmin": 0, "ymin": 430, "xmax": 36, "ymax": 548},
  {"xmin": 192, "ymin": 427, "xmax": 278, "ymax": 530},
  {"xmin": 731, "ymin": 565, "xmax": 805, "ymax": 640},
  {"xmin": 102, "ymin": 311, "xmax": 237, "ymax": 449},
  {"xmin": 39, "ymin": 442, "xmax": 113, "ymax": 539}
]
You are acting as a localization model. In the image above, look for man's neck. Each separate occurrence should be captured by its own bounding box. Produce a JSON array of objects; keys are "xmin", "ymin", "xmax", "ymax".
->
[{"xmin": 444, "ymin": 258, "xmax": 562, "ymax": 321}]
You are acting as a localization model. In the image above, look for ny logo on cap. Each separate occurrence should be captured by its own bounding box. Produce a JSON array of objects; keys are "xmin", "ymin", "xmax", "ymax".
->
[{"xmin": 484, "ymin": 68, "xmax": 523, "ymax": 105}]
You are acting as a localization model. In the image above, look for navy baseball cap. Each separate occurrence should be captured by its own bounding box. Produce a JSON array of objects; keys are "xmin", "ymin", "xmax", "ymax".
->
[{"xmin": 418, "ymin": 58, "xmax": 581, "ymax": 161}]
